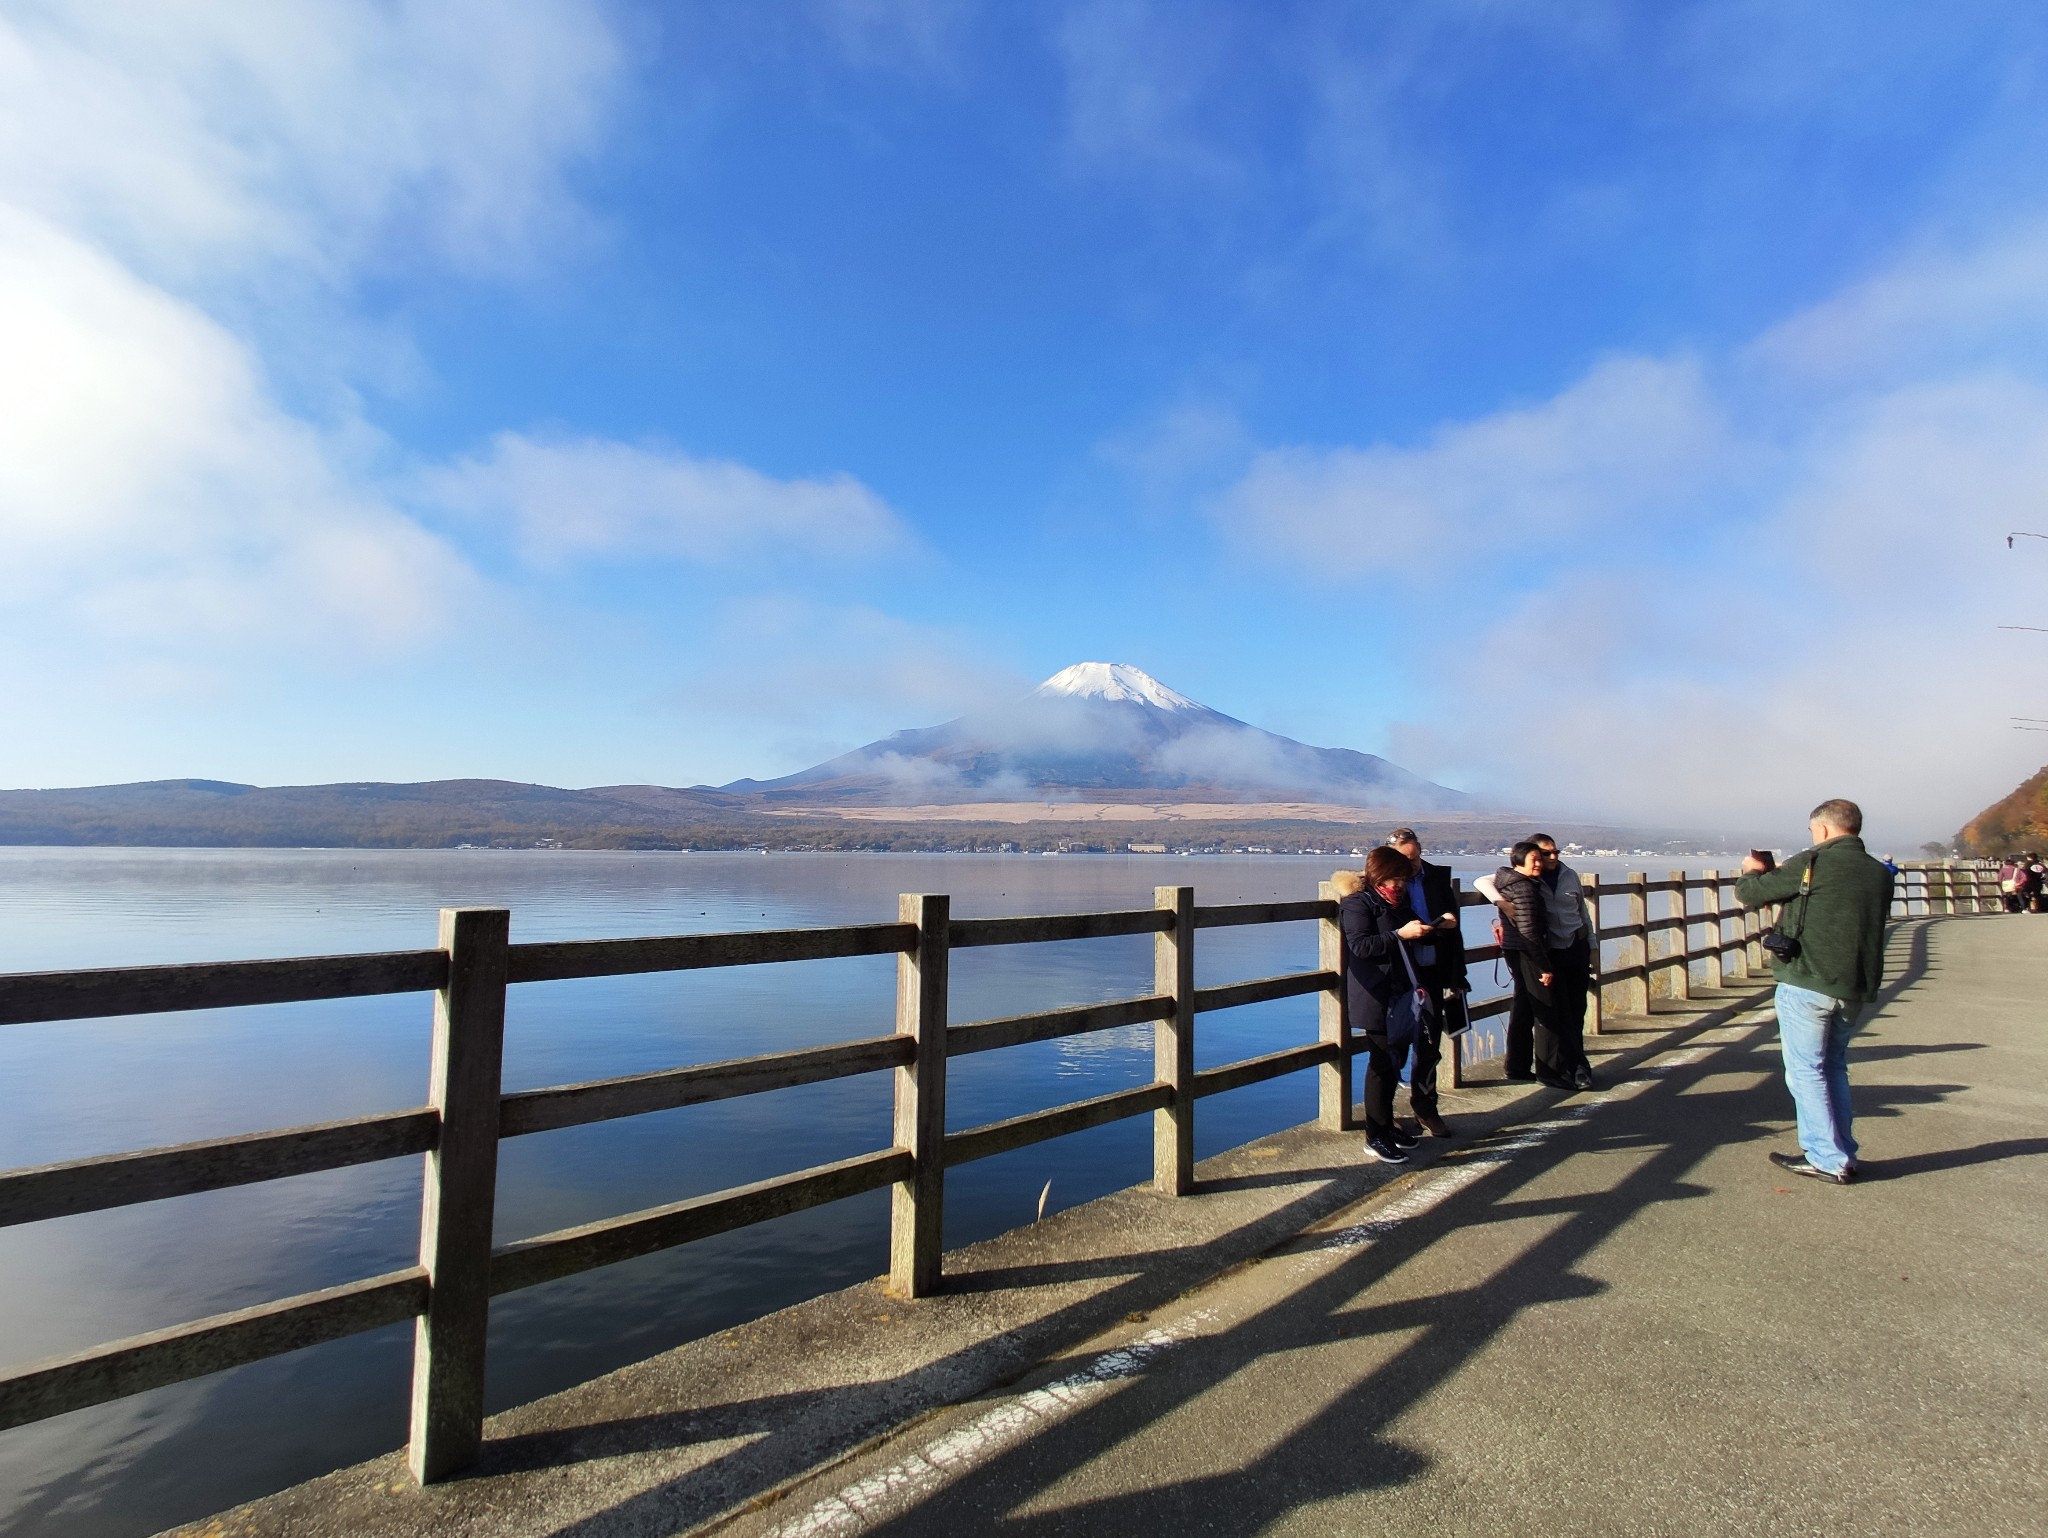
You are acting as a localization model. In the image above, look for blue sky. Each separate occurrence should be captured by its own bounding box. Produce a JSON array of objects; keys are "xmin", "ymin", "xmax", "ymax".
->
[{"xmin": 3, "ymin": 1, "xmax": 2047, "ymax": 841}]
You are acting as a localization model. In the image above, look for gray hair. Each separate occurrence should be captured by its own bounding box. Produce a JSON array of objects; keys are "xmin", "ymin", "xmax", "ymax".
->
[{"xmin": 1809, "ymin": 798, "xmax": 1863, "ymax": 834}]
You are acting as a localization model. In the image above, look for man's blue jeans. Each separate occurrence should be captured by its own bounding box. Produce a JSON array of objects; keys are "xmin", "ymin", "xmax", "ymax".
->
[{"xmin": 1774, "ymin": 982, "xmax": 1865, "ymax": 1175}]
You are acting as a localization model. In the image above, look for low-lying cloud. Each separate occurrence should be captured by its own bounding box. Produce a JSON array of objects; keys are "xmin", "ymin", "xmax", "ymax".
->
[
  {"xmin": 1219, "ymin": 354, "xmax": 1730, "ymax": 580},
  {"xmin": 422, "ymin": 433, "xmax": 914, "ymax": 569}
]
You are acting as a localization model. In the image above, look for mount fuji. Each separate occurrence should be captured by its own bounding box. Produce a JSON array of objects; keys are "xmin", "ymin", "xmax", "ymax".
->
[{"xmin": 722, "ymin": 662, "xmax": 1471, "ymax": 809}]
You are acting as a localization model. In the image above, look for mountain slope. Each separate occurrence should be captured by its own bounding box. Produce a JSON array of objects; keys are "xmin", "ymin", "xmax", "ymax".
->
[
  {"xmin": 726, "ymin": 662, "xmax": 1471, "ymax": 809},
  {"xmin": 1956, "ymin": 763, "xmax": 2048, "ymax": 854}
]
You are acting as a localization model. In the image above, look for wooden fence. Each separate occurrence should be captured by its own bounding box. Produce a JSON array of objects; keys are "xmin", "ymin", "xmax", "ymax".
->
[{"xmin": 0, "ymin": 859, "xmax": 1996, "ymax": 1483}]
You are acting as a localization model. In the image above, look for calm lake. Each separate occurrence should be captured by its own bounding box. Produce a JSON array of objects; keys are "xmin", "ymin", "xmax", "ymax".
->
[{"xmin": 0, "ymin": 845, "xmax": 1664, "ymax": 1537}]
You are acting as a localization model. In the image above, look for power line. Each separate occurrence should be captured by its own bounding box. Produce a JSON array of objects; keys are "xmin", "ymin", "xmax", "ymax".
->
[
  {"xmin": 2011, "ymin": 531, "xmax": 2048, "ymax": 547},
  {"xmin": 1999, "ymin": 625, "xmax": 2048, "ymax": 633}
]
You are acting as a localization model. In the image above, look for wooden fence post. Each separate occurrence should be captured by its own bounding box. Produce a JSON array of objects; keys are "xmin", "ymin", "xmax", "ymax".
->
[
  {"xmin": 1581, "ymin": 871, "xmax": 1603, "ymax": 1037},
  {"xmin": 1667, "ymin": 871, "xmax": 1691, "ymax": 1001},
  {"xmin": 1722, "ymin": 872, "xmax": 1747, "ymax": 980},
  {"xmin": 888, "ymin": 893, "xmax": 948, "ymax": 1299},
  {"xmin": 1153, "ymin": 886, "xmax": 1196, "ymax": 1194},
  {"xmin": 1625, "ymin": 872, "xmax": 1649, "ymax": 1015},
  {"xmin": 1318, "ymin": 881, "xmax": 1357, "ymax": 1122},
  {"xmin": 408, "ymin": 906, "xmax": 509, "ymax": 1485},
  {"xmin": 1699, "ymin": 872, "xmax": 1723, "ymax": 989}
]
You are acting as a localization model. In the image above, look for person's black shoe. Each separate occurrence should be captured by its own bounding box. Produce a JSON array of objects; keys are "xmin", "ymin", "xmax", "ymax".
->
[
  {"xmin": 1417, "ymin": 1112, "xmax": 1455, "ymax": 1139},
  {"xmin": 1571, "ymin": 1064, "xmax": 1597, "ymax": 1091},
  {"xmin": 1387, "ymin": 1124, "xmax": 1421, "ymax": 1148},
  {"xmin": 1504, "ymin": 1068, "xmax": 1537, "ymax": 1082},
  {"xmin": 1533, "ymin": 1069, "xmax": 1575, "ymax": 1091},
  {"xmin": 1364, "ymin": 1136, "xmax": 1409, "ymax": 1165},
  {"xmin": 1769, "ymin": 1150, "xmax": 1853, "ymax": 1185}
]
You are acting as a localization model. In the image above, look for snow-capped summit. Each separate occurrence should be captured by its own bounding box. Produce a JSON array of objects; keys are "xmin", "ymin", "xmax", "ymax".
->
[
  {"xmin": 1033, "ymin": 662, "xmax": 1201, "ymax": 711},
  {"xmin": 722, "ymin": 658, "xmax": 1472, "ymax": 810}
]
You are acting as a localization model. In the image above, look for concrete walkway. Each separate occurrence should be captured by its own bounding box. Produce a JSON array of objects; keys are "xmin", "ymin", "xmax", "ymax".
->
[{"xmin": 169, "ymin": 917, "xmax": 2047, "ymax": 1538}]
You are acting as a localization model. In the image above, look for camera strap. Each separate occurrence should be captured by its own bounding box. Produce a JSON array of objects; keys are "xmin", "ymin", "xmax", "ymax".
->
[{"xmin": 1780, "ymin": 856, "xmax": 1816, "ymax": 940}]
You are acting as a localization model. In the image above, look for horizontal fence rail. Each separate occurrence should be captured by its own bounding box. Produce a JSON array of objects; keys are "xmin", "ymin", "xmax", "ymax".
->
[
  {"xmin": 0, "ymin": 950, "xmax": 449, "ymax": 1027},
  {"xmin": 0, "ymin": 1109, "xmax": 441, "ymax": 1229},
  {"xmin": 0, "ymin": 859, "xmax": 1997, "ymax": 1483},
  {"xmin": 499, "ymin": 1036, "xmax": 914, "ymax": 1138}
]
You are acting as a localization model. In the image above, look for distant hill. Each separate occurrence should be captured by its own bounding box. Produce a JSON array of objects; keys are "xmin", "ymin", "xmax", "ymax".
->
[
  {"xmin": 0, "ymin": 778, "xmax": 748, "ymax": 849},
  {"xmin": 725, "ymin": 662, "xmax": 1472, "ymax": 809},
  {"xmin": 1956, "ymin": 763, "xmax": 2048, "ymax": 855},
  {"xmin": 0, "ymin": 663, "xmax": 1481, "ymax": 849}
]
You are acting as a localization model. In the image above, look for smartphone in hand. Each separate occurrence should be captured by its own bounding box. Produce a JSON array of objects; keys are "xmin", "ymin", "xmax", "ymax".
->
[{"xmin": 1749, "ymin": 849, "xmax": 1777, "ymax": 873}]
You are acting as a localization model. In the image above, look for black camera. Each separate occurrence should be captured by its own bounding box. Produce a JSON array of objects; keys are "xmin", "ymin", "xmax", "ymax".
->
[{"xmin": 1761, "ymin": 931, "xmax": 1800, "ymax": 960}]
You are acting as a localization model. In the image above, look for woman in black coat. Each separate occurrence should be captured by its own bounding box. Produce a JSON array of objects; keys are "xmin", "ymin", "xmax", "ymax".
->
[{"xmin": 1336, "ymin": 845, "xmax": 1433, "ymax": 1163}]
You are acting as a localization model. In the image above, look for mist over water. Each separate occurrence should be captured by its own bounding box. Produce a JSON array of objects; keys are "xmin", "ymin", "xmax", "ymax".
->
[{"xmin": 0, "ymin": 846, "xmax": 1711, "ymax": 1536}]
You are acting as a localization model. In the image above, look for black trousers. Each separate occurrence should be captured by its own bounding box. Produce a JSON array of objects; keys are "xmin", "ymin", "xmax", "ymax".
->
[
  {"xmin": 1406, "ymin": 986, "xmax": 1451, "ymax": 1116},
  {"xmin": 1514, "ymin": 938, "xmax": 1590, "ymax": 1078},
  {"xmin": 1505, "ymin": 964, "xmax": 1535, "ymax": 1077},
  {"xmin": 1360, "ymin": 1031, "xmax": 1398, "ymax": 1137}
]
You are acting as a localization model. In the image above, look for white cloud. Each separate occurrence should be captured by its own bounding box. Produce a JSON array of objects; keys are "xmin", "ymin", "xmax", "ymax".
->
[
  {"xmin": 0, "ymin": 0, "xmax": 619, "ymax": 285},
  {"xmin": 1053, "ymin": 0, "xmax": 1246, "ymax": 182},
  {"xmin": 0, "ymin": 207, "xmax": 470, "ymax": 649},
  {"xmin": 0, "ymin": 2, "xmax": 917, "ymax": 691},
  {"xmin": 1447, "ymin": 381, "xmax": 2048, "ymax": 843},
  {"xmin": 1748, "ymin": 219, "xmax": 2048, "ymax": 388},
  {"xmin": 1098, "ymin": 400, "xmax": 1251, "ymax": 496},
  {"xmin": 422, "ymin": 432, "xmax": 916, "ymax": 568},
  {"xmin": 1209, "ymin": 211, "xmax": 2048, "ymax": 842},
  {"xmin": 0, "ymin": 0, "xmax": 630, "ymax": 677},
  {"xmin": 1217, "ymin": 354, "xmax": 1728, "ymax": 578}
]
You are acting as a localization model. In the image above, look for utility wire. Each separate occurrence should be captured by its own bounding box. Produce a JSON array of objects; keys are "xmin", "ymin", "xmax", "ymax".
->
[{"xmin": 2011, "ymin": 531, "xmax": 2048, "ymax": 547}]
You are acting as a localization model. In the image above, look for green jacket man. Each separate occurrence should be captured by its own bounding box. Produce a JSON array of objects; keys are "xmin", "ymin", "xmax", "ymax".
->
[
  {"xmin": 1734, "ymin": 798, "xmax": 1894, "ymax": 1186},
  {"xmin": 1734, "ymin": 833, "xmax": 1895, "ymax": 1004}
]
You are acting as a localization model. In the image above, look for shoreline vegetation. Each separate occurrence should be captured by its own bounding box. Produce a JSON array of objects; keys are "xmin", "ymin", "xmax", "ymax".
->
[{"xmin": 0, "ymin": 778, "xmax": 1721, "ymax": 857}]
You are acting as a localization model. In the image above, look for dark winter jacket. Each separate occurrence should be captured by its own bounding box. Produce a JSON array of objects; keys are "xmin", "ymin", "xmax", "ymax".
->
[
  {"xmin": 1411, "ymin": 858, "xmax": 1471, "ymax": 990},
  {"xmin": 1338, "ymin": 880, "xmax": 1422, "ymax": 1039},
  {"xmin": 1735, "ymin": 834, "xmax": 1894, "ymax": 1004}
]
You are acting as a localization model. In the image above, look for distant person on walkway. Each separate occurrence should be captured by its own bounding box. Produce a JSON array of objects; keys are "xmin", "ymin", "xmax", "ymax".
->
[
  {"xmin": 1997, "ymin": 855, "xmax": 2027, "ymax": 913},
  {"xmin": 1335, "ymin": 847, "xmax": 1434, "ymax": 1165},
  {"xmin": 1387, "ymin": 828, "xmax": 1469, "ymax": 1138},
  {"xmin": 1736, "ymin": 798, "xmax": 1895, "ymax": 1186},
  {"xmin": 1482, "ymin": 842, "xmax": 1585, "ymax": 1091},
  {"xmin": 2003, "ymin": 853, "xmax": 2045, "ymax": 914}
]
